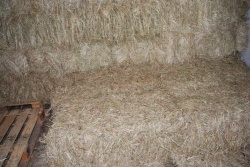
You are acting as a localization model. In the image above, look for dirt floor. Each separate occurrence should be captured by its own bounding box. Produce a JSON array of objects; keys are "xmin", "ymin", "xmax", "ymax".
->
[{"xmin": 28, "ymin": 56, "xmax": 250, "ymax": 167}]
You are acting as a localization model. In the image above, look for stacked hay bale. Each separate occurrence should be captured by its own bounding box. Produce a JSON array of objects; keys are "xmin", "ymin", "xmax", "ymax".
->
[
  {"xmin": 42, "ymin": 58, "xmax": 250, "ymax": 167},
  {"xmin": 0, "ymin": 0, "xmax": 248, "ymax": 103}
]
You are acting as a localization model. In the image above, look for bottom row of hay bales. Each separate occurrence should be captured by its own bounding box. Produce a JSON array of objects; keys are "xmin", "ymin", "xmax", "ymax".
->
[
  {"xmin": 25, "ymin": 57, "xmax": 249, "ymax": 167},
  {"xmin": 1, "ymin": 25, "xmax": 247, "ymax": 79},
  {"xmin": 0, "ymin": 32, "xmax": 247, "ymax": 104}
]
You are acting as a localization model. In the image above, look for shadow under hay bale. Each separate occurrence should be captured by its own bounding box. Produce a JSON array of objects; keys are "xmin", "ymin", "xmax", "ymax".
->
[{"xmin": 41, "ymin": 57, "xmax": 250, "ymax": 167}]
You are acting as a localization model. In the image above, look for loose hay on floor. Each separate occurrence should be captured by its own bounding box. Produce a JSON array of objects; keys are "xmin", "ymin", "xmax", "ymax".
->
[{"xmin": 42, "ymin": 57, "xmax": 250, "ymax": 167}]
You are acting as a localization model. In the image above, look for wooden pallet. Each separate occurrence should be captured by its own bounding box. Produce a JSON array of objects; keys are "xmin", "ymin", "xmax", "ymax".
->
[
  {"xmin": 0, "ymin": 102, "xmax": 45, "ymax": 167},
  {"xmin": 6, "ymin": 102, "xmax": 41, "ymax": 110}
]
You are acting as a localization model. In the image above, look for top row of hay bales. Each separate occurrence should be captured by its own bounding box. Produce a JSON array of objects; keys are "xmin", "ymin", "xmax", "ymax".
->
[
  {"xmin": 0, "ymin": 0, "xmax": 248, "ymax": 49},
  {"xmin": 0, "ymin": 0, "xmax": 248, "ymax": 78}
]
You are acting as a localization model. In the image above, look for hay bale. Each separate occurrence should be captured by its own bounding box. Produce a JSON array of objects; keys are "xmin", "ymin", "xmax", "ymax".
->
[
  {"xmin": 78, "ymin": 43, "xmax": 113, "ymax": 70},
  {"xmin": 0, "ymin": 50, "xmax": 29, "ymax": 77},
  {"xmin": 0, "ymin": 0, "xmax": 164, "ymax": 48},
  {"xmin": 42, "ymin": 57, "xmax": 250, "ymax": 167},
  {"xmin": 0, "ymin": 73, "xmax": 55, "ymax": 106}
]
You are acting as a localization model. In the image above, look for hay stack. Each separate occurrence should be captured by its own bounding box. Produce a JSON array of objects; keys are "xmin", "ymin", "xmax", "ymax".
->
[
  {"xmin": 0, "ymin": 1, "xmax": 249, "ymax": 165},
  {"xmin": 0, "ymin": 0, "xmax": 248, "ymax": 104},
  {"xmin": 40, "ymin": 57, "xmax": 250, "ymax": 167},
  {"xmin": 0, "ymin": 0, "xmax": 248, "ymax": 66}
]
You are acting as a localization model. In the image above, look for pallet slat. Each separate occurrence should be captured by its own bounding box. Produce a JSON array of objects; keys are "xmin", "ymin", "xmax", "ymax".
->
[
  {"xmin": 0, "ymin": 109, "xmax": 8, "ymax": 124},
  {"xmin": 19, "ymin": 111, "xmax": 45, "ymax": 167},
  {"xmin": 0, "ymin": 110, "xmax": 19, "ymax": 142},
  {"xmin": 0, "ymin": 109, "xmax": 29, "ymax": 166},
  {"xmin": 6, "ymin": 108, "xmax": 39, "ymax": 167},
  {"xmin": 0, "ymin": 115, "xmax": 5, "ymax": 125},
  {"xmin": 0, "ymin": 108, "xmax": 7, "ymax": 114},
  {"xmin": 6, "ymin": 102, "xmax": 41, "ymax": 109}
]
